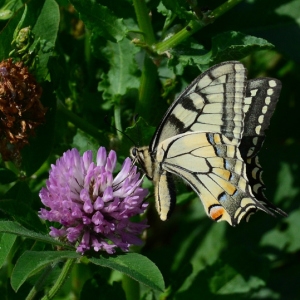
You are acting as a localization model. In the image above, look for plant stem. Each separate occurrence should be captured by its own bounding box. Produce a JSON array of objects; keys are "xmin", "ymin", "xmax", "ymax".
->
[
  {"xmin": 25, "ymin": 265, "xmax": 54, "ymax": 300},
  {"xmin": 41, "ymin": 259, "xmax": 75, "ymax": 300},
  {"xmin": 155, "ymin": 19, "xmax": 202, "ymax": 54},
  {"xmin": 57, "ymin": 99, "xmax": 109, "ymax": 145},
  {"xmin": 132, "ymin": 0, "xmax": 160, "ymax": 123},
  {"xmin": 114, "ymin": 103, "xmax": 122, "ymax": 140},
  {"xmin": 135, "ymin": 53, "xmax": 161, "ymax": 123},
  {"xmin": 212, "ymin": 0, "xmax": 244, "ymax": 19},
  {"xmin": 154, "ymin": 0, "xmax": 244, "ymax": 54},
  {"xmin": 122, "ymin": 274, "xmax": 140, "ymax": 300},
  {"xmin": 132, "ymin": 0, "xmax": 156, "ymax": 44}
]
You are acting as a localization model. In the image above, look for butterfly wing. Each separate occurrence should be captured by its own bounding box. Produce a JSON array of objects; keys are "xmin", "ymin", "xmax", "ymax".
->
[
  {"xmin": 155, "ymin": 132, "xmax": 275, "ymax": 225},
  {"xmin": 132, "ymin": 61, "xmax": 286, "ymax": 223},
  {"xmin": 239, "ymin": 78, "xmax": 287, "ymax": 216},
  {"xmin": 148, "ymin": 61, "xmax": 247, "ymax": 220},
  {"xmin": 150, "ymin": 61, "xmax": 247, "ymax": 152}
]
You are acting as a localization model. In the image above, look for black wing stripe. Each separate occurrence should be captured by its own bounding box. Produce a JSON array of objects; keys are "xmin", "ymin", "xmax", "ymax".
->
[{"xmin": 150, "ymin": 61, "xmax": 246, "ymax": 151}]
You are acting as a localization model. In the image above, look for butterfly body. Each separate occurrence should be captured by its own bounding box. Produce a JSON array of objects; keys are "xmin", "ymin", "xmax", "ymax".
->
[{"xmin": 131, "ymin": 61, "xmax": 287, "ymax": 225}]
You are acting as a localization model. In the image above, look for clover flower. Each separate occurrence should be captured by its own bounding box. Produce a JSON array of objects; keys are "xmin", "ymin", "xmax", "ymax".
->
[
  {"xmin": 39, "ymin": 147, "xmax": 149, "ymax": 254},
  {"xmin": 0, "ymin": 58, "xmax": 45, "ymax": 161}
]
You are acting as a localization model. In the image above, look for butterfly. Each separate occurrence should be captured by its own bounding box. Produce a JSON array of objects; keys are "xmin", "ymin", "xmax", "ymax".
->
[{"xmin": 130, "ymin": 61, "xmax": 287, "ymax": 226}]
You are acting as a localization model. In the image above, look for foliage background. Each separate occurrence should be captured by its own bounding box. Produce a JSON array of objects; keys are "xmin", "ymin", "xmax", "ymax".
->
[{"xmin": 0, "ymin": 0, "xmax": 299, "ymax": 299}]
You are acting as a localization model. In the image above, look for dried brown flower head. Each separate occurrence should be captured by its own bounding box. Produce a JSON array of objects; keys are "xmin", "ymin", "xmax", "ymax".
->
[{"xmin": 0, "ymin": 59, "xmax": 46, "ymax": 161}]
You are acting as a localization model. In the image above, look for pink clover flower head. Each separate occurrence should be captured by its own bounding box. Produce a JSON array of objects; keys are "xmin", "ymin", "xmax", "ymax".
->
[{"xmin": 39, "ymin": 147, "xmax": 149, "ymax": 254}]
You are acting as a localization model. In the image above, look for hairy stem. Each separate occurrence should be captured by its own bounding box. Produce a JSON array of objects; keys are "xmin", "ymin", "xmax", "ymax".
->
[
  {"xmin": 114, "ymin": 103, "xmax": 123, "ymax": 140},
  {"xmin": 25, "ymin": 265, "xmax": 54, "ymax": 300},
  {"xmin": 41, "ymin": 259, "xmax": 75, "ymax": 300}
]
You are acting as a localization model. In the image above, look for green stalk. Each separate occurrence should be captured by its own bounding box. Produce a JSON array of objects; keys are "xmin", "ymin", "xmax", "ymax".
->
[
  {"xmin": 41, "ymin": 259, "xmax": 75, "ymax": 300},
  {"xmin": 212, "ymin": 0, "xmax": 244, "ymax": 19},
  {"xmin": 25, "ymin": 265, "xmax": 54, "ymax": 300},
  {"xmin": 132, "ymin": 0, "xmax": 156, "ymax": 44},
  {"xmin": 154, "ymin": 0, "xmax": 244, "ymax": 54},
  {"xmin": 135, "ymin": 53, "xmax": 161, "ymax": 123},
  {"xmin": 114, "ymin": 103, "xmax": 123, "ymax": 140},
  {"xmin": 122, "ymin": 274, "xmax": 140, "ymax": 300},
  {"xmin": 132, "ymin": 0, "xmax": 159, "ymax": 122},
  {"xmin": 155, "ymin": 19, "xmax": 202, "ymax": 54},
  {"xmin": 57, "ymin": 99, "xmax": 109, "ymax": 145}
]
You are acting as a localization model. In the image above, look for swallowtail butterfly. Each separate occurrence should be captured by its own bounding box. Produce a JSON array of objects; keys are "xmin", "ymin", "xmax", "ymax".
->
[{"xmin": 131, "ymin": 61, "xmax": 287, "ymax": 226}]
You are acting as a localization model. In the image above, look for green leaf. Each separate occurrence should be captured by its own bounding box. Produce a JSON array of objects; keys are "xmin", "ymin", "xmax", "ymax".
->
[
  {"xmin": 70, "ymin": 0, "xmax": 127, "ymax": 42},
  {"xmin": 169, "ymin": 42, "xmax": 209, "ymax": 73},
  {"xmin": 200, "ymin": 0, "xmax": 300, "ymax": 63},
  {"xmin": 98, "ymin": 39, "xmax": 140, "ymax": 100},
  {"xmin": 171, "ymin": 31, "xmax": 275, "ymax": 72},
  {"xmin": 0, "ymin": 0, "xmax": 59, "ymax": 80},
  {"xmin": 89, "ymin": 253, "xmax": 165, "ymax": 292},
  {"xmin": 0, "ymin": 221, "xmax": 74, "ymax": 249},
  {"xmin": 0, "ymin": 168, "xmax": 17, "ymax": 184},
  {"xmin": 72, "ymin": 129, "xmax": 100, "ymax": 155},
  {"xmin": 274, "ymin": 162, "xmax": 299, "ymax": 204},
  {"xmin": 162, "ymin": 0, "xmax": 195, "ymax": 21},
  {"xmin": 261, "ymin": 209, "xmax": 300, "ymax": 253},
  {"xmin": 157, "ymin": 1, "xmax": 172, "ymax": 23},
  {"xmin": 32, "ymin": 0, "xmax": 60, "ymax": 81},
  {"xmin": 210, "ymin": 31, "xmax": 275, "ymax": 65},
  {"xmin": 209, "ymin": 262, "xmax": 265, "ymax": 294},
  {"xmin": 0, "ymin": 199, "xmax": 45, "ymax": 233},
  {"xmin": 11, "ymin": 250, "xmax": 80, "ymax": 291},
  {"xmin": 0, "ymin": 233, "xmax": 17, "ymax": 268},
  {"xmin": 208, "ymin": 248, "xmax": 269, "ymax": 295},
  {"xmin": 0, "ymin": 182, "xmax": 46, "ymax": 232},
  {"xmin": 157, "ymin": 1, "xmax": 171, "ymax": 18}
]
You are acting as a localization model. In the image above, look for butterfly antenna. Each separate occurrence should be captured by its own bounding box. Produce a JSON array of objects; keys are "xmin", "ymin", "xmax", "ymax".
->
[
  {"xmin": 104, "ymin": 115, "xmax": 137, "ymax": 146},
  {"xmin": 133, "ymin": 114, "xmax": 142, "ymax": 147}
]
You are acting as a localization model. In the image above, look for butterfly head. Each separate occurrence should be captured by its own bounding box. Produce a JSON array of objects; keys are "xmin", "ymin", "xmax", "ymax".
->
[{"xmin": 130, "ymin": 146, "xmax": 154, "ymax": 180}]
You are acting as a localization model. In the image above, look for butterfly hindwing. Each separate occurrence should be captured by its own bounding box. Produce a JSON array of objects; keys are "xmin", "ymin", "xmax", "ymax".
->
[
  {"xmin": 155, "ymin": 132, "xmax": 275, "ymax": 225},
  {"xmin": 239, "ymin": 78, "xmax": 287, "ymax": 216}
]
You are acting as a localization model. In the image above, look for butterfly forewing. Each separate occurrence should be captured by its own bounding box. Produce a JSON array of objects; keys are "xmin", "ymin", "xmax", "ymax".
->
[{"xmin": 150, "ymin": 61, "xmax": 247, "ymax": 152}]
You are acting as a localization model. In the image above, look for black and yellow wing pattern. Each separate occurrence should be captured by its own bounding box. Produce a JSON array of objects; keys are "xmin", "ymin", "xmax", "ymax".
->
[
  {"xmin": 240, "ymin": 78, "xmax": 286, "ymax": 217},
  {"xmin": 131, "ymin": 61, "xmax": 286, "ymax": 226}
]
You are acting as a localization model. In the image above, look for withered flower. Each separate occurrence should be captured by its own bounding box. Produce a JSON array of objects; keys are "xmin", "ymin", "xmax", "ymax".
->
[{"xmin": 0, "ymin": 58, "xmax": 46, "ymax": 161}]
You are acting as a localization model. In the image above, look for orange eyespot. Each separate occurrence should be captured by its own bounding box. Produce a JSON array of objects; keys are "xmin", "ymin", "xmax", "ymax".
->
[{"xmin": 209, "ymin": 205, "xmax": 225, "ymax": 221}]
